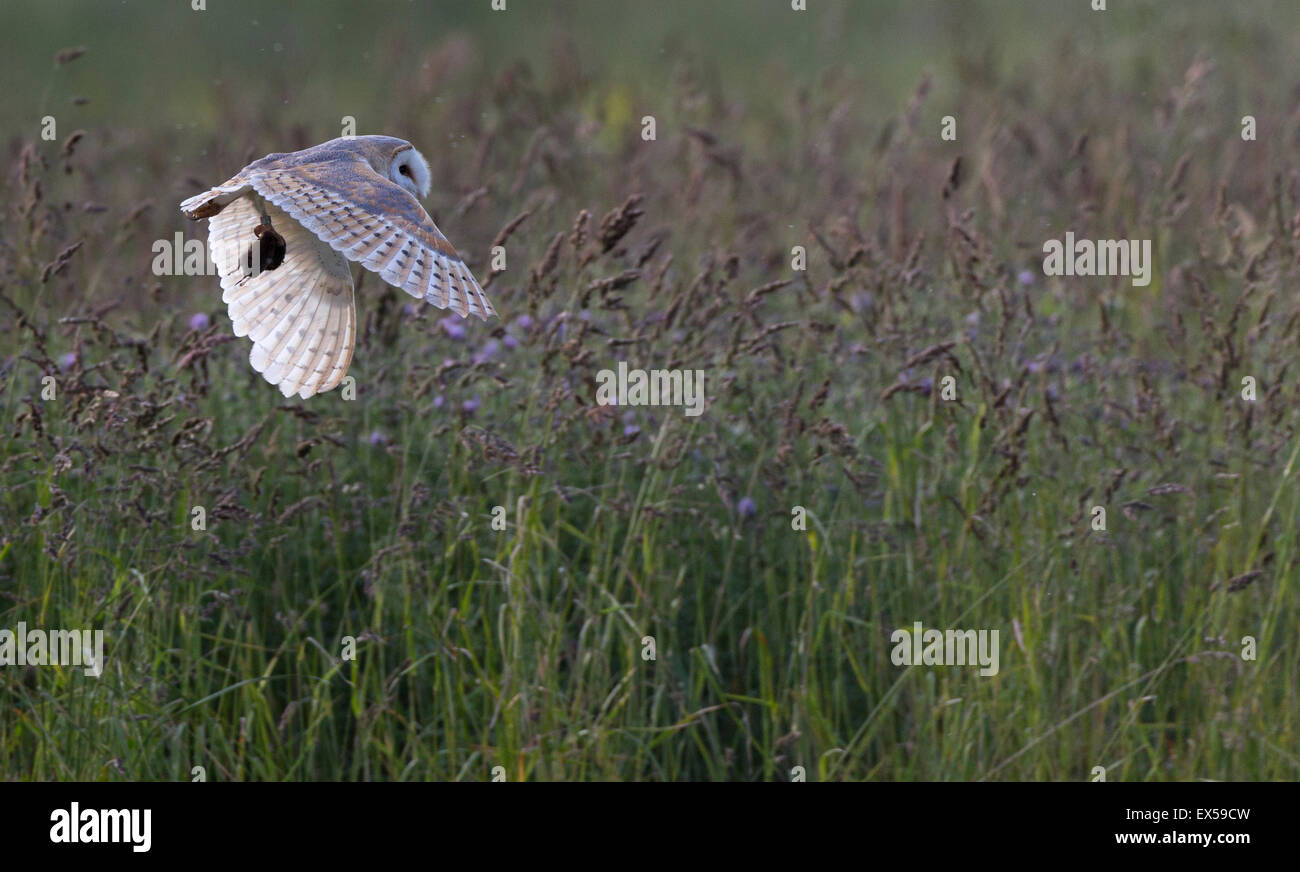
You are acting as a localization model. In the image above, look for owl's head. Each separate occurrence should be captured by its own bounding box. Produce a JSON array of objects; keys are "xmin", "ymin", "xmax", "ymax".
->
[{"xmin": 387, "ymin": 144, "xmax": 431, "ymax": 199}]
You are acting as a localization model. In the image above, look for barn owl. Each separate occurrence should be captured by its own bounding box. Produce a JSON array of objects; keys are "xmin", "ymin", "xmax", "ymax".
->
[{"xmin": 179, "ymin": 135, "xmax": 496, "ymax": 399}]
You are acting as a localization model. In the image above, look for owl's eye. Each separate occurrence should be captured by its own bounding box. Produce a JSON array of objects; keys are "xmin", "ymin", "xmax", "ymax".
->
[{"xmin": 398, "ymin": 164, "xmax": 413, "ymax": 178}]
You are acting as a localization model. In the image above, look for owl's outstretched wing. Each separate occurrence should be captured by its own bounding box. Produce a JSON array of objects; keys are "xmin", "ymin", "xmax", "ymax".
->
[
  {"xmin": 245, "ymin": 156, "xmax": 495, "ymax": 320},
  {"xmin": 208, "ymin": 196, "xmax": 356, "ymax": 399}
]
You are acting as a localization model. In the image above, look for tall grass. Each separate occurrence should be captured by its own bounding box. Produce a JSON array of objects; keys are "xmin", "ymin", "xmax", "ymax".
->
[{"xmin": 1, "ymin": 1, "xmax": 1297, "ymax": 780}]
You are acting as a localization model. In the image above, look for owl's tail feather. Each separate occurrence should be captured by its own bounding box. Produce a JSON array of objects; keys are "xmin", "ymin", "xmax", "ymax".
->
[{"xmin": 179, "ymin": 183, "xmax": 252, "ymax": 220}]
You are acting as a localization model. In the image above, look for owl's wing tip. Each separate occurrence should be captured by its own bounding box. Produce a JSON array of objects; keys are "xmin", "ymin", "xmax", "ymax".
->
[{"xmin": 180, "ymin": 182, "xmax": 249, "ymax": 220}]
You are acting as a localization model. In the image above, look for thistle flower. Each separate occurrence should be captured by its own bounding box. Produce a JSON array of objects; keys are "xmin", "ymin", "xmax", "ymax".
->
[
  {"xmin": 438, "ymin": 316, "xmax": 465, "ymax": 340},
  {"xmin": 472, "ymin": 339, "xmax": 501, "ymax": 364}
]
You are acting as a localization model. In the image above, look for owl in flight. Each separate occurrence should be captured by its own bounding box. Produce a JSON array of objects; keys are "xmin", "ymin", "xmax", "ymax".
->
[{"xmin": 179, "ymin": 135, "xmax": 496, "ymax": 398}]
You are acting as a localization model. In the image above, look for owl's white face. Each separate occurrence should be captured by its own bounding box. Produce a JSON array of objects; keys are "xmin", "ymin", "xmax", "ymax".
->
[{"xmin": 388, "ymin": 146, "xmax": 431, "ymax": 199}]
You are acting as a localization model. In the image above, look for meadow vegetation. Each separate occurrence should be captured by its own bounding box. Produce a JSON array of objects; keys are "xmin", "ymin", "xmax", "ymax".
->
[{"xmin": 1, "ymin": 0, "xmax": 1297, "ymax": 780}]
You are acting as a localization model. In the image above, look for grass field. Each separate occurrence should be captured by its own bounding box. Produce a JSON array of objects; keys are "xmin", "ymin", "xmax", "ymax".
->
[{"xmin": 1, "ymin": 0, "xmax": 1298, "ymax": 781}]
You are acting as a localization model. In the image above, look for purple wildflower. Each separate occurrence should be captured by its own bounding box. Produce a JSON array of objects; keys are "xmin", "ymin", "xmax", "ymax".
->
[
  {"xmin": 737, "ymin": 497, "xmax": 757, "ymax": 518},
  {"xmin": 188, "ymin": 312, "xmax": 210, "ymax": 331},
  {"xmin": 439, "ymin": 317, "xmax": 465, "ymax": 340},
  {"xmin": 473, "ymin": 339, "xmax": 501, "ymax": 364}
]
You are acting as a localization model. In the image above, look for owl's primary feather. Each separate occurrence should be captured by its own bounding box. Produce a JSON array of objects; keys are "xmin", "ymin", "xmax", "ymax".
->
[{"xmin": 180, "ymin": 135, "xmax": 495, "ymax": 399}]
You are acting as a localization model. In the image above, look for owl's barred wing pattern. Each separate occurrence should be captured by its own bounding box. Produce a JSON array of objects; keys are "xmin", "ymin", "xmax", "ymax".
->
[
  {"xmin": 248, "ymin": 163, "xmax": 495, "ymax": 320},
  {"xmin": 208, "ymin": 197, "xmax": 356, "ymax": 399}
]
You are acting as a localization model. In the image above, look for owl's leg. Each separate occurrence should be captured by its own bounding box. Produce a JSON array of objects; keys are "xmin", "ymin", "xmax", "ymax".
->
[{"xmin": 241, "ymin": 194, "xmax": 287, "ymax": 277}]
